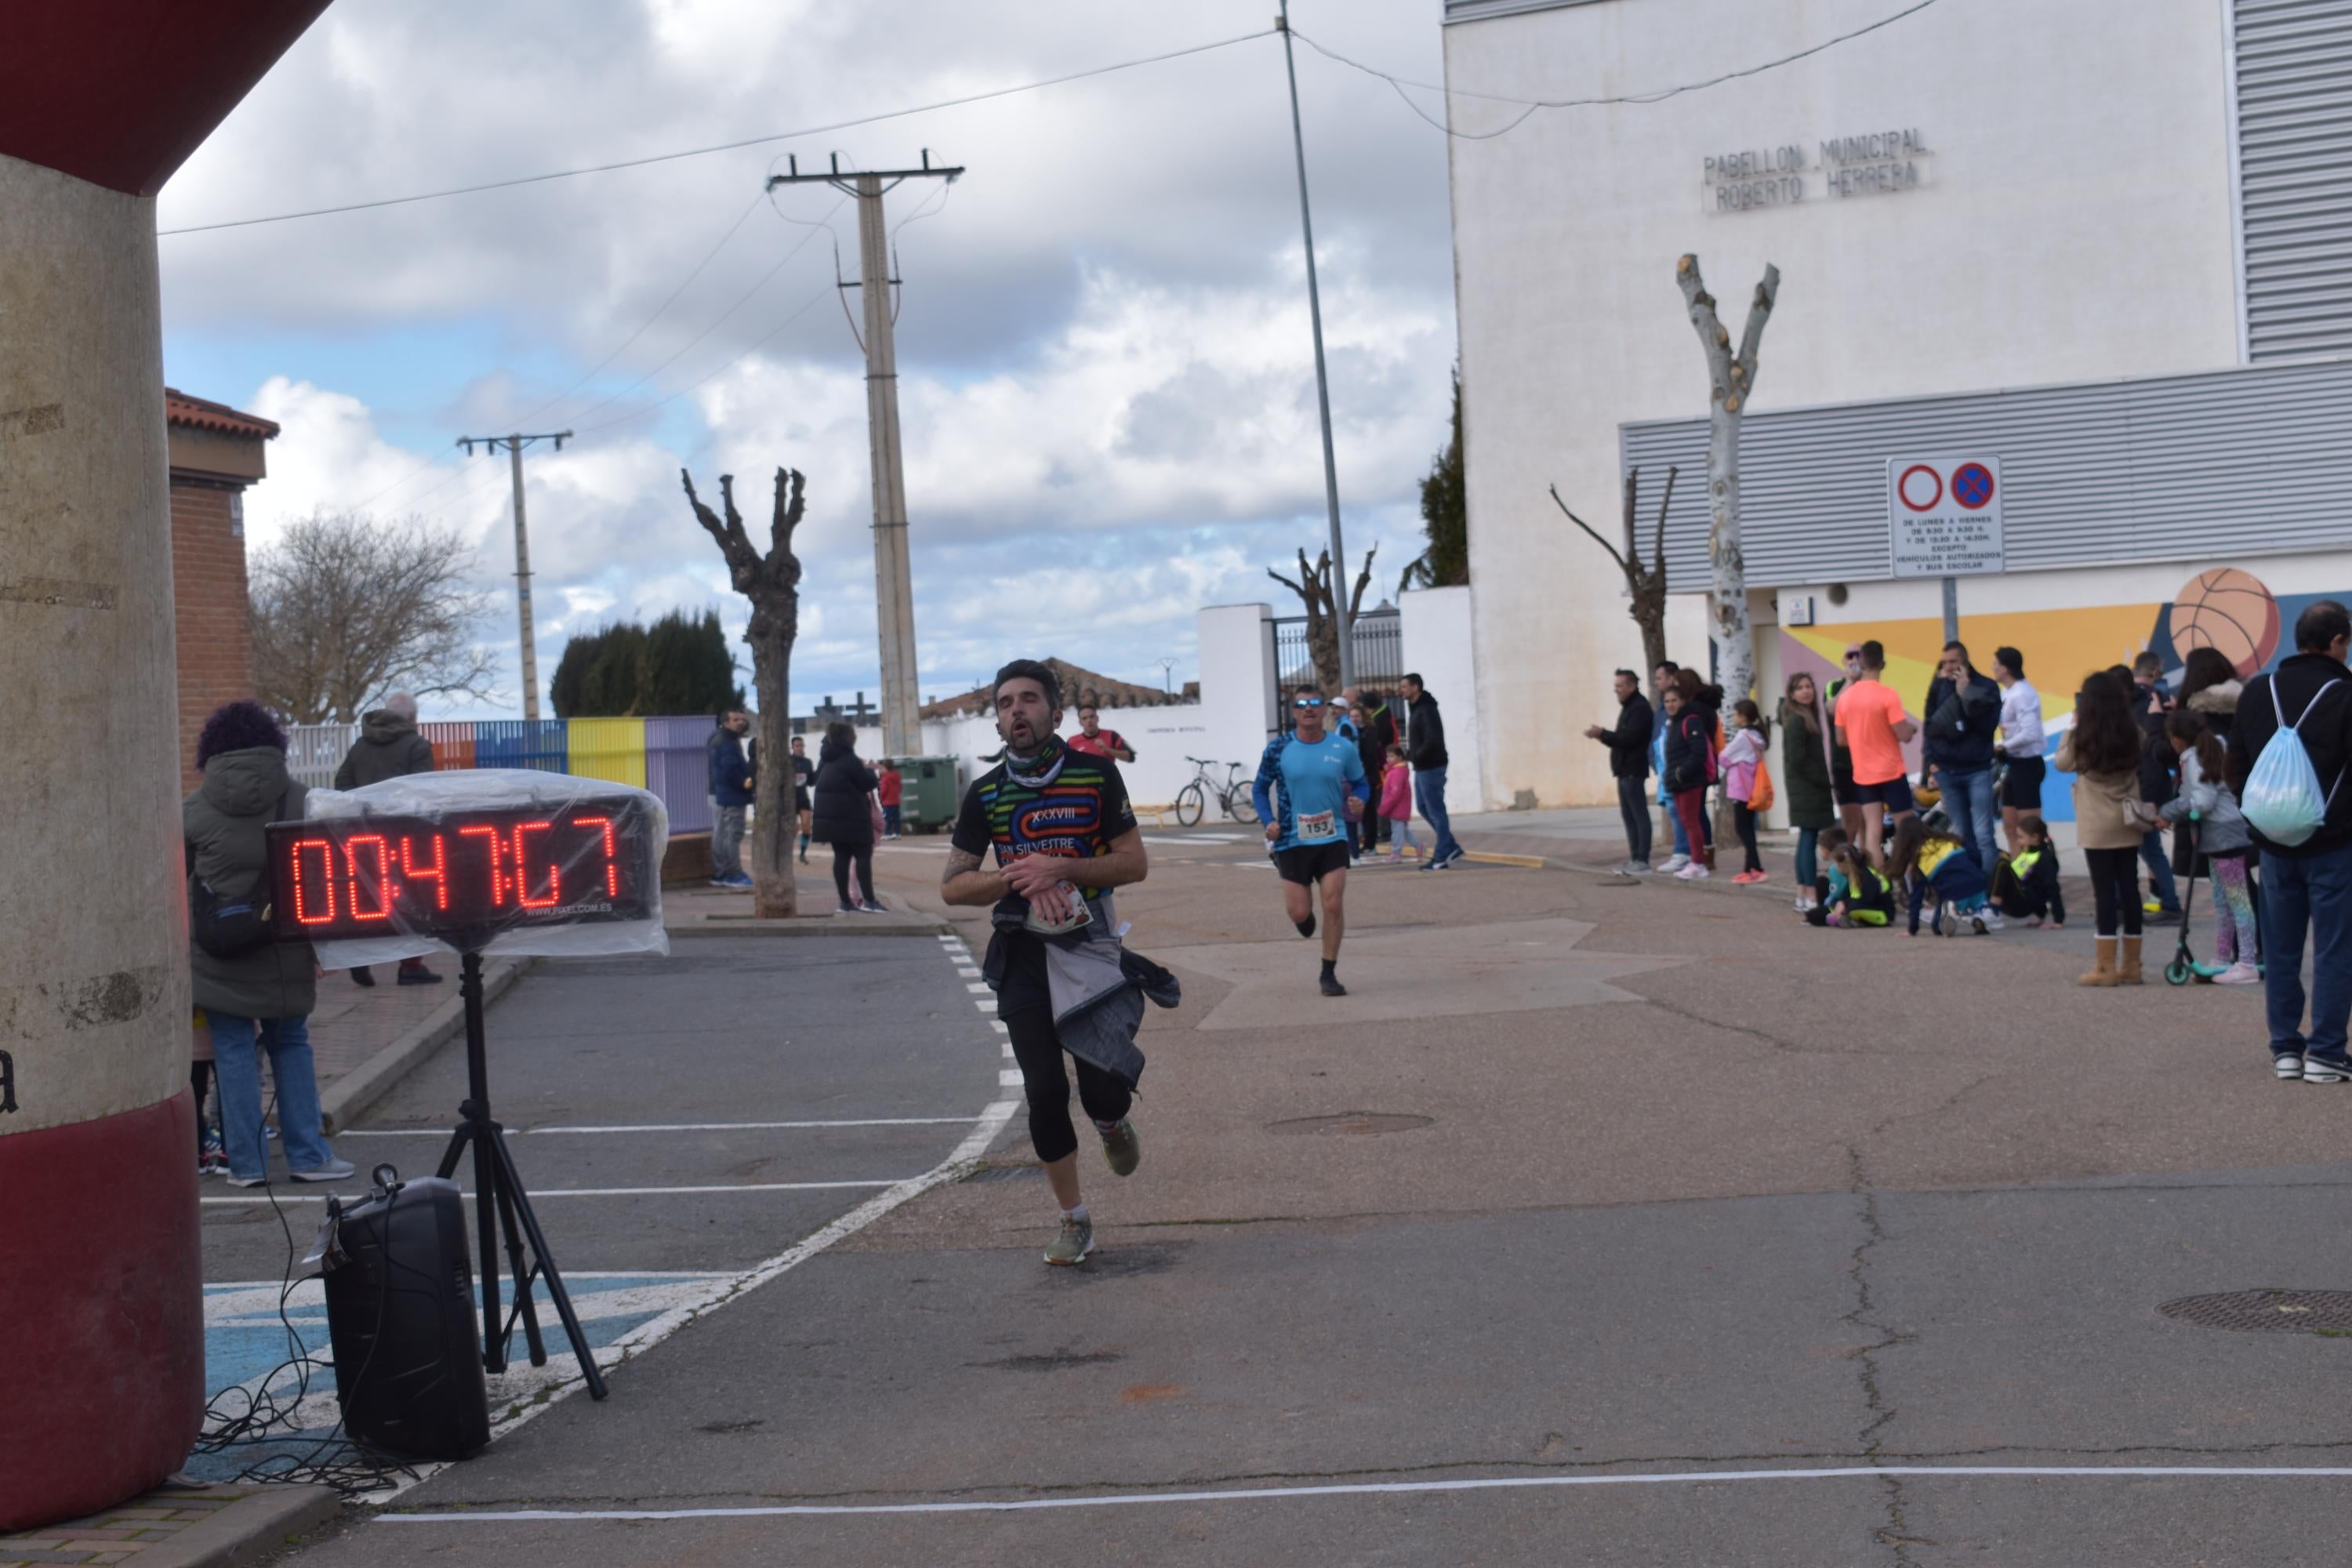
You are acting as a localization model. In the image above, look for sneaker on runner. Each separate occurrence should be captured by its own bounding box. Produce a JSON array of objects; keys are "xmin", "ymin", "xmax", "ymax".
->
[
  {"xmin": 1044, "ymin": 1214, "xmax": 1096, "ymax": 1266},
  {"xmin": 1098, "ymin": 1120, "xmax": 1142, "ymax": 1178},
  {"xmin": 1320, "ymin": 970, "xmax": 1348, "ymax": 997},
  {"xmin": 2277, "ymin": 1052, "xmax": 2307, "ymax": 1081}
]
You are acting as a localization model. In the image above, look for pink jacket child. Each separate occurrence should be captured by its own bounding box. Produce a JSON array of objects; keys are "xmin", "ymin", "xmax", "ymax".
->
[
  {"xmin": 1719, "ymin": 726, "xmax": 1764, "ymax": 805},
  {"xmin": 1377, "ymin": 746, "xmax": 1425, "ymax": 862}
]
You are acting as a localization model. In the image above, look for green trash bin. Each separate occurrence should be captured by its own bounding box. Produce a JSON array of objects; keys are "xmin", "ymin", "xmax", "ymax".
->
[{"xmin": 885, "ymin": 755, "xmax": 963, "ymax": 834}]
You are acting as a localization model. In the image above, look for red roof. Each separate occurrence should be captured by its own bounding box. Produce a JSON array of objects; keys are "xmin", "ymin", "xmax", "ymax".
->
[{"xmin": 165, "ymin": 387, "xmax": 278, "ymax": 441}]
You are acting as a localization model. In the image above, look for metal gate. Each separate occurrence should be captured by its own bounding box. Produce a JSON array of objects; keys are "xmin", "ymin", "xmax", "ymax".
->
[{"xmin": 1269, "ymin": 604, "xmax": 1404, "ymax": 712}]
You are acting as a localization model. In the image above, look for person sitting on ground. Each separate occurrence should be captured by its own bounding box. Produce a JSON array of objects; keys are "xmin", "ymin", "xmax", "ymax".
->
[
  {"xmin": 1378, "ymin": 742, "xmax": 1423, "ymax": 862},
  {"xmin": 1889, "ymin": 815, "xmax": 1998, "ymax": 938},
  {"xmin": 2058, "ymin": 670, "xmax": 2151, "ymax": 986},
  {"xmin": 1806, "ymin": 838, "xmax": 1896, "ymax": 928},
  {"xmin": 1719, "ymin": 699, "xmax": 1770, "ymax": 884},
  {"xmin": 2161, "ymin": 710, "xmax": 2259, "ymax": 985},
  {"xmin": 1991, "ymin": 815, "xmax": 2067, "ymax": 929}
]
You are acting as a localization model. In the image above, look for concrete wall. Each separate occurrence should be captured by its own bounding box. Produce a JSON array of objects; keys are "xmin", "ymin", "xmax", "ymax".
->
[
  {"xmin": 1444, "ymin": 0, "xmax": 2241, "ymax": 808},
  {"xmin": 1399, "ymin": 585, "xmax": 1489, "ymax": 810}
]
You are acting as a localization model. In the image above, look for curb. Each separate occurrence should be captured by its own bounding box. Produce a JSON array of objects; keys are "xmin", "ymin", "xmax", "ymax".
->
[
  {"xmin": 1461, "ymin": 849, "xmax": 1549, "ymax": 869},
  {"xmin": 667, "ymin": 915, "xmax": 949, "ymax": 938},
  {"xmin": 318, "ymin": 959, "xmax": 531, "ymax": 1136},
  {"xmin": 0, "ymin": 1482, "xmax": 345, "ymax": 1568}
]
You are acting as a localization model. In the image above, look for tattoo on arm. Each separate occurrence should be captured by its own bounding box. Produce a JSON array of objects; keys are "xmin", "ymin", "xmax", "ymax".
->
[{"xmin": 942, "ymin": 846, "xmax": 982, "ymax": 885}]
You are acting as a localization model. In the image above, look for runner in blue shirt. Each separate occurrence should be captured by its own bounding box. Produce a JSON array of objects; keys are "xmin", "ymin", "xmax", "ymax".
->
[{"xmin": 1254, "ymin": 684, "xmax": 1371, "ymax": 996}]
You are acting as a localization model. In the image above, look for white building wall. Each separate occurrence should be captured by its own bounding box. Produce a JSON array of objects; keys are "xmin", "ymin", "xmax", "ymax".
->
[
  {"xmin": 1399, "ymin": 584, "xmax": 1490, "ymax": 809},
  {"xmin": 1444, "ymin": 0, "xmax": 2241, "ymax": 807}
]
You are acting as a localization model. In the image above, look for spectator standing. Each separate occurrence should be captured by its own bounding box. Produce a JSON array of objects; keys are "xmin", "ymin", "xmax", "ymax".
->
[
  {"xmin": 811, "ymin": 721, "xmax": 885, "ymax": 914},
  {"xmin": 2161, "ymin": 710, "xmax": 2258, "ymax": 984},
  {"xmin": 1663, "ymin": 670, "xmax": 1721, "ymax": 880},
  {"xmin": 1347, "ymin": 686, "xmax": 1399, "ymax": 855},
  {"xmin": 2176, "ymin": 646, "xmax": 2245, "ymax": 883},
  {"xmin": 1992, "ymin": 647, "xmax": 2046, "ymax": 853},
  {"xmin": 333, "ymin": 691, "xmax": 444, "ymax": 985},
  {"xmin": 2227, "ymin": 600, "xmax": 2352, "ymax": 1083},
  {"xmin": 877, "ymin": 760, "xmax": 905, "ymax": 839},
  {"xmin": 1832, "ymin": 641, "xmax": 1918, "ymax": 871},
  {"xmin": 1584, "ymin": 669, "xmax": 1656, "ymax": 873},
  {"xmin": 1719, "ymin": 699, "xmax": 1769, "ymax": 884},
  {"xmin": 1377, "ymin": 742, "xmax": 1424, "ymax": 862},
  {"xmin": 1780, "ymin": 672, "xmax": 1835, "ymax": 913},
  {"xmin": 183, "ymin": 701, "xmax": 354, "ymax": 1189},
  {"xmin": 706, "ymin": 710, "xmax": 755, "ymax": 889},
  {"xmin": 1824, "ymin": 645, "xmax": 1868, "ymax": 846},
  {"xmin": 1922, "ymin": 641, "xmax": 2002, "ymax": 871},
  {"xmin": 1649, "ymin": 661, "xmax": 1711, "ymax": 871},
  {"xmin": 1068, "ymin": 704, "xmax": 1137, "ymax": 764},
  {"xmin": 2129, "ymin": 654, "xmax": 2183, "ymax": 917},
  {"xmin": 790, "ymin": 735, "xmax": 814, "ymax": 865},
  {"xmin": 1402, "ymin": 673, "xmax": 1465, "ymax": 870},
  {"xmin": 2057, "ymin": 671, "xmax": 2151, "ymax": 988}
]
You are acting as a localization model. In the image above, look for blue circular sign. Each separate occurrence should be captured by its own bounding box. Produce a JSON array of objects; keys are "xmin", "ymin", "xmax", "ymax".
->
[{"xmin": 1952, "ymin": 462, "xmax": 1995, "ymax": 510}]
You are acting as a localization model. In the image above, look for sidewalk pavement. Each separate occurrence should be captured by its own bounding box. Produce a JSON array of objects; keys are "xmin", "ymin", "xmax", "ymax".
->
[{"xmin": 1, "ymin": 1483, "xmax": 337, "ymax": 1567}]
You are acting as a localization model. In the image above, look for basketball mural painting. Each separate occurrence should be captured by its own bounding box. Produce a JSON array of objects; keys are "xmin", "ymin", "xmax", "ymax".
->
[{"xmin": 1777, "ymin": 567, "xmax": 2346, "ymax": 822}]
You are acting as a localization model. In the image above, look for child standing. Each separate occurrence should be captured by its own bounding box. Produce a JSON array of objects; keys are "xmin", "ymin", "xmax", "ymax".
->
[
  {"xmin": 1720, "ymin": 699, "xmax": 1770, "ymax": 884},
  {"xmin": 1889, "ymin": 815, "xmax": 1997, "ymax": 937},
  {"xmin": 1991, "ymin": 815, "xmax": 2067, "ymax": 927},
  {"xmin": 2160, "ymin": 710, "xmax": 2259, "ymax": 984},
  {"xmin": 1378, "ymin": 743, "xmax": 1424, "ymax": 862}
]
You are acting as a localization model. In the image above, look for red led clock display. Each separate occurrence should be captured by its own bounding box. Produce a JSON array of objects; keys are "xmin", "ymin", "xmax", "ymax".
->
[{"xmin": 265, "ymin": 802, "xmax": 655, "ymax": 942}]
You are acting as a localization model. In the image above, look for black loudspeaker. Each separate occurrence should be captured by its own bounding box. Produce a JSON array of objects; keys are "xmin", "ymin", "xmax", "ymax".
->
[{"xmin": 323, "ymin": 1173, "xmax": 492, "ymax": 1461}]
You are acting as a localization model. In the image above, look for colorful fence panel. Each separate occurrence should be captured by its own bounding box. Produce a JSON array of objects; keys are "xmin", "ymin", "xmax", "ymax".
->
[
  {"xmin": 284, "ymin": 722, "xmax": 358, "ymax": 789},
  {"xmin": 474, "ymin": 719, "xmax": 568, "ymax": 775},
  {"xmin": 568, "ymin": 717, "xmax": 648, "ymax": 791},
  {"xmin": 644, "ymin": 715, "xmax": 716, "ymax": 834},
  {"xmin": 421, "ymin": 720, "xmax": 477, "ymax": 771}
]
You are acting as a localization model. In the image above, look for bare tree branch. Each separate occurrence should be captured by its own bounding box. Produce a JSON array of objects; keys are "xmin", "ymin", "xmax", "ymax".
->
[
  {"xmin": 1653, "ymin": 464, "xmax": 1678, "ymax": 577},
  {"xmin": 1550, "ymin": 485, "xmax": 1627, "ymax": 572}
]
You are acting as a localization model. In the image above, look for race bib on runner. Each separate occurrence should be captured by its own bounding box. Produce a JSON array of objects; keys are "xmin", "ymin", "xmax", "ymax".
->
[{"xmin": 1298, "ymin": 810, "xmax": 1336, "ymax": 840}]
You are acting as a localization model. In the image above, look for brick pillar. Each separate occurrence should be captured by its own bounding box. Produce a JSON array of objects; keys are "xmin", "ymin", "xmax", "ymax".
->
[{"xmin": 168, "ymin": 479, "xmax": 258, "ymax": 792}]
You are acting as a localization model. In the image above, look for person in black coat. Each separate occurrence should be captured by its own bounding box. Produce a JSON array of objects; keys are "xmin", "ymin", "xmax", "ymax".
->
[
  {"xmin": 1584, "ymin": 669, "xmax": 1656, "ymax": 872},
  {"xmin": 810, "ymin": 721, "xmax": 884, "ymax": 913}
]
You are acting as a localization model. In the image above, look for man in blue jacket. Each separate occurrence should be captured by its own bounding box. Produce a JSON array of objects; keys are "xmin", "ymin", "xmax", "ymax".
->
[
  {"xmin": 1922, "ymin": 641, "xmax": 2002, "ymax": 874},
  {"xmin": 707, "ymin": 710, "xmax": 755, "ymax": 889}
]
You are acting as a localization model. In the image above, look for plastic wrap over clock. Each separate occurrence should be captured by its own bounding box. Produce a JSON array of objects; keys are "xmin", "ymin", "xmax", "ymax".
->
[{"xmin": 264, "ymin": 769, "xmax": 671, "ymax": 964}]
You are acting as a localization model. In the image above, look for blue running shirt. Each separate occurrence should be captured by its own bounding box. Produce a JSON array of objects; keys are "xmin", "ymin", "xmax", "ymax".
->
[{"xmin": 1254, "ymin": 732, "xmax": 1368, "ymax": 851}]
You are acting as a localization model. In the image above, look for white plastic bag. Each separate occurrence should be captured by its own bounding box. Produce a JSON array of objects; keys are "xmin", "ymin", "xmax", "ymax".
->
[{"xmin": 2241, "ymin": 678, "xmax": 2343, "ymax": 848}]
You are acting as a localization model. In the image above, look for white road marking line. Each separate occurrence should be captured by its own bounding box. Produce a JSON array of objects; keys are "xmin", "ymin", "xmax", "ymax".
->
[
  {"xmin": 342, "ymin": 1118, "xmax": 985, "ymax": 1137},
  {"xmin": 1232, "ymin": 860, "xmax": 1273, "ymax": 871},
  {"xmin": 965, "ymin": 982, "xmax": 992, "ymax": 994},
  {"xmin": 379, "ymin": 1465, "xmax": 2352, "ymax": 1525},
  {"xmin": 997, "ymin": 1069, "xmax": 1025, "ymax": 1087},
  {"xmin": 956, "ymin": 967, "xmax": 982, "ymax": 978},
  {"xmin": 1141, "ymin": 833, "xmax": 1244, "ymax": 844},
  {"xmin": 202, "ymin": 1181, "xmax": 909, "ymax": 1206},
  {"xmin": 973, "ymin": 1000, "xmax": 994, "ymax": 1012},
  {"xmin": 989, "ymin": 1022, "xmax": 1008, "ymax": 1034},
  {"xmin": 1001, "ymin": 1042, "xmax": 1014, "ymax": 1059}
]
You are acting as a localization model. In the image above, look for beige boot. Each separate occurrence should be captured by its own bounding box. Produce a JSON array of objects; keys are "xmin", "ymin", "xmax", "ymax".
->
[
  {"xmin": 2078, "ymin": 936, "xmax": 2120, "ymax": 988},
  {"xmin": 2118, "ymin": 935, "xmax": 2145, "ymax": 986}
]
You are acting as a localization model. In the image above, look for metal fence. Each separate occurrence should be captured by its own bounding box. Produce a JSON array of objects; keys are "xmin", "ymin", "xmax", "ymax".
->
[
  {"xmin": 1271, "ymin": 608, "xmax": 1405, "ymax": 701},
  {"xmin": 285, "ymin": 714, "xmax": 724, "ymax": 835}
]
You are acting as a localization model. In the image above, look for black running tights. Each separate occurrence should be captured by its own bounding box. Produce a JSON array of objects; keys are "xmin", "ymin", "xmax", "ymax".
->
[
  {"xmin": 1004, "ymin": 1007, "xmax": 1133, "ymax": 1164},
  {"xmin": 830, "ymin": 840, "xmax": 874, "ymax": 907},
  {"xmin": 2082, "ymin": 845, "xmax": 2143, "ymax": 938},
  {"xmin": 1733, "ymin": 804, "xmax": 1762, "ymax": 873}
]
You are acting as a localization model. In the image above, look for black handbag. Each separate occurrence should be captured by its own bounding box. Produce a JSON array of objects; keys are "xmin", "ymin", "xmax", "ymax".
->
[{"xmin": 188, "ymin": 789, "xmax": 285, "ymax": 958}]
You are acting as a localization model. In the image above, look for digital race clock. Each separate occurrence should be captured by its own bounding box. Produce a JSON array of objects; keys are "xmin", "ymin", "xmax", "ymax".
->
[{"xmin": 265, "ymin": 797, "xmax": 659, "ymax": 943}]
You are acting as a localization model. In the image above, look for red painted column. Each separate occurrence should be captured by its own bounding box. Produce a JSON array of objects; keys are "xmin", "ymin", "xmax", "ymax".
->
[{"xmin": 0, "ymin": 2, "xmax": 334, "ymax": 1532}]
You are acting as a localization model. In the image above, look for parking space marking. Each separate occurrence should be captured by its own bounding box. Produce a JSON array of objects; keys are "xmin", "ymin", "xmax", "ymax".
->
[
  {"xmin": 343, "ymin": 1118, "xmax": 986, "ymax": 1137},
  {"xmin": 1141, "ymin": 833, "xmax": 1246, "ymax": 844},
  {"xmin": 201, "ymin": 1180, "xmax": 907, "ymax": 1206},
  {"xmin": 381, "ymin": 1464, "xmax": 2352, "ymax": 1525}
]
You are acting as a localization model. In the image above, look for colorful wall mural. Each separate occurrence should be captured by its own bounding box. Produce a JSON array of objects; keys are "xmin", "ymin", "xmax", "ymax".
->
[{"xmin": 1777, "ymin": 568, "xmax": 2348, "ymax": 823}]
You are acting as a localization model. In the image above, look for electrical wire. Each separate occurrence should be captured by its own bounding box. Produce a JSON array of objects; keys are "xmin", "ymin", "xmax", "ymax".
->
[
  {"xmin": 574, "ymin": 280, "xmax": 835, "ymax": 434},
  {"xmin": 158, "ymin": 28, "xmax": 1276, "ymax": 236},
  {"xmin": 1292, "ymin": 0, "xmax": 1942, "ymax": 140}
]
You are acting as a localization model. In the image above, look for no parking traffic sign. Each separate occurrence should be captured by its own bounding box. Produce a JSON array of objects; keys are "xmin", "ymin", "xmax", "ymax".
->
[{"xmin": 1887, "ymin": 456, "xmax": 2004, "ymax": 579}]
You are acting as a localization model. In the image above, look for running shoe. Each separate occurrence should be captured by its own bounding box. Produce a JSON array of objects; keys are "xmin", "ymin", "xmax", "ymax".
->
[
  {"xmin": 1098, "ymin": 1120, "xmax": 1142, "ymax": 1178},
  {"xmin": 2277, "ymin": 1053, "xmax": 2307, "ymax": 1082},
  {"xmin": 1443, "ymin": 849, "xmax": 1468, "ymax": 869},
  {"xmin": 1675, "ymin": 862, "xmax": 1711, "ymax": 880},
  {"xmin": 723, "ymin": 873, "xmax": 754, "ymax": 889},
  {"xmin": 199, "ymin": 1125, "xmax": 227, "ymax": 1175},
  {"xmin": 1732, "ymin": 869, "xmax": 1766, "ymax": 884},
  {"xmin": 1979, "ymin": 909, "xmax": 2005, "ymax": 932},
  {"xmin": 1044, "ymin": 1214, "xmax": 1096, "ymax": 1266},
  {"xmin": 290, "ymin": 1158, "xmax": 357, "ymax": 1183},
  {"xmin": 225, "ymin": 1171, "xmax": 269, "ymax": 1189},
  {"xmin": 837, "ymin": 902, "xmax": 858, "ymax": 914},
  {"xmin": 2303, "ymin": 1054, "xmax": 2351, "ymax": 1086},
  {"xmin": 2215, "ymin": 962, "xmax": 2261, "ymax": 985},
  {"xmin": 1624, "ymin": 861, "xmax": 1654, "ymax": 876},
  {"xmin": 1319, "ymin": 971, "xmax": 1348, "ymax": 997},
  {"xmin": 857, "ymin": 900, "xmax": 888, "ymax": 914},
  {"xmin": 1297, "ymin": 910, "xmax": 1317, "ymax": 939},
  {"xmin": 1659, "ymin": 854, "xmax": 1690, "ymax": 873}
]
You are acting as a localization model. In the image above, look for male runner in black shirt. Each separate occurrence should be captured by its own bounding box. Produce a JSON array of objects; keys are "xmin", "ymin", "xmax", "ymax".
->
[{"xmin": 943, "ymin": 659, "xmax": 1150, "ymax": 1265}]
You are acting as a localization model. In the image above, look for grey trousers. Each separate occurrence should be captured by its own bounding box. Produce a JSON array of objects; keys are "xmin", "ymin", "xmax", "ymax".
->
[{"xmin": 713, "ymin": 804, "xmax": 748, "ymax": 879}]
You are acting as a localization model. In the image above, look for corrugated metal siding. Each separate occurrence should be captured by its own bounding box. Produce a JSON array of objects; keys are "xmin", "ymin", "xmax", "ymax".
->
[
  {"xmin": 1443, "ymin": 0, "xmax": 1612, "ymax": 22},
  {"xmin": 2238, "ymin": 0, "xmax": 2352, "ymax": 360},
  {"xmin": 1620, "ymin": 356, "xmax": 2352, "ymax": 587}
]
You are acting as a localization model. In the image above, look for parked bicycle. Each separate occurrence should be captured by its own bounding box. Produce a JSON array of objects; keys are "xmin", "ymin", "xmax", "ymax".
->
[{"xmin": 1176, "ymin": 756, "xmax": 1260, "ymax": 827}]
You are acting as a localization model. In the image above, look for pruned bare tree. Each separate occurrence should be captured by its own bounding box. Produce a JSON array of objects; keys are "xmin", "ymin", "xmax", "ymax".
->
[
  {"xmin": 1675, "ymin": 253, "xmax": 1780, "ymax": 708},
  {"xmin": 250, "ymin": 510, "xmax": 495, "ymax": 724},
  {"xmin": 1550, "ymin": 466, "xmax": 1676, "ymax": 683},
  {"xmin": 684, "ymin": 466, "xmax": 806, "ymax": 919},
  {"xmin": 1269, "ymin": 544, "xmax": 1377, "ymax": 694}
]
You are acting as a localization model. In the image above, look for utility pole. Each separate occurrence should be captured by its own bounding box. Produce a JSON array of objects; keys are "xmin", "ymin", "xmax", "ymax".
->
[
  {"xmin": 1276, "ymin": 0, "xmax": 1354, "ymax": 692},
  {"xmin": 459, "ymin": 430, "xmax": 571, "ymax": 720},
  {"xmin": 767, "ymin": 151, "xmax": 962, "ymax": 757}
]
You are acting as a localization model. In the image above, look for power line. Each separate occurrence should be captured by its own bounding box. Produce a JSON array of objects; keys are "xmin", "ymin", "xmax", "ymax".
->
[
  {"xmin": 574, "ymin": 281, "xmax": 835, "ymax": 434},
  {"xmin": 157, "ymin": 28, "xmax": 1276, "ymax": 236},
  {"xmin": 1293, "ymin": 0, "xmax": 1942, "ymax": 140}
]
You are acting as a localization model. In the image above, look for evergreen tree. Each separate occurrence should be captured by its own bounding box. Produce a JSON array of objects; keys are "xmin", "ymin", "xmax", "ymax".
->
[
  {"xmin": 641, "ymin": 608, "xmax": 746, "ymax": 716},
  {"xmin": 1402, "ymin": 364, "xmax": 1469, "ymax": 592},
  {"xmin": 550, "ymin": 622, "xmax": 648, "ymax": 717}
]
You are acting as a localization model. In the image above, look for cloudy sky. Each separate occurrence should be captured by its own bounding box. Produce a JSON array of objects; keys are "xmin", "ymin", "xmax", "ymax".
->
[{"xmin": 159, "ymin": 1, "xmax": 1461, "ymax": 719}]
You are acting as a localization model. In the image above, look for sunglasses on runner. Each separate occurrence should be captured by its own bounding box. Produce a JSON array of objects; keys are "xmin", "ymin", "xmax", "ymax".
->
[{"xmin": 1293, "ymin": 697, "xmax": 1325, "ymax": 709}]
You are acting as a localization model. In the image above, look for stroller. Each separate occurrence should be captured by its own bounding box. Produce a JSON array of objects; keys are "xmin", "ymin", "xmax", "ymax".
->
[{"xmin": 2163, "ymin": 817, "xmax": 2261, "ymax": 986}]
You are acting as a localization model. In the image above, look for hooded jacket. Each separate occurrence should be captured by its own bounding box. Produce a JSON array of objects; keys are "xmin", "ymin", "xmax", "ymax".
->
[
  {"xmin": 1406, "ymin": 689, "xmax": 1447, "ymax": 771},
  {"xmin": 184, "ymin": 747, "xmax": 317, "ymax": 1019},
  {"xmin": 334, "ymin": 710, "xmax": 436, "ymax": 789},
  {"xmin": 810, "ymin": 734, "xmax": 879, "ymax": 845}
]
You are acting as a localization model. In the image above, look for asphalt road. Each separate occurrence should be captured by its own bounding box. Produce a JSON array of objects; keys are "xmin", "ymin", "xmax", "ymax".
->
[{"xmin": 257, "ymin": 830, "xmax": 2352, "ymax": 1566}]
